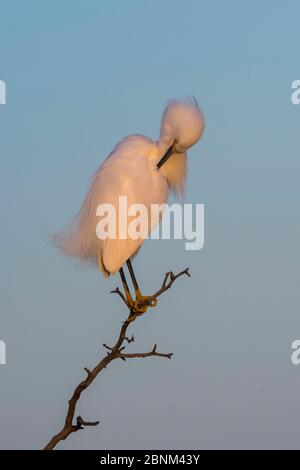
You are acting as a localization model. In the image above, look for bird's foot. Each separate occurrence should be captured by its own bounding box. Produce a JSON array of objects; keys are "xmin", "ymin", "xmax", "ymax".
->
[
  {"xmin": 113, "ymin": 284, "xmax": 158, "ymax": 319},
  {"xmin": 135, "ymin": 291, "xmax": 157, "ymax": 311},
  {"xmin": 126, "ymin": 292, "xmax": 157, "ymax": 316}
]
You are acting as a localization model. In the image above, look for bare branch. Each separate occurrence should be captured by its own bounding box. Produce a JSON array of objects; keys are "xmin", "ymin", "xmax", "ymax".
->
[
  {"xmin": 150, "ymin": 268, "xmax": 191, "ymax": 302},
  {"xmin": 43, "ymin": 267, "xmax": 189, "ymax": 450},
  {"xmin": 83, "ymin": 367, "xmax": 93, "ymax": 378},
  {"xmin": 76, "ymin": 416, "xmax": 100, "ymax": 428},
  {"xmin": 119, "ymin": 344, "xmax": 173, "ymax": 360},
  {"xmin": 124, "ymin": 334, "xmax": 134, "ymax": 343},
  {"xmin": 110, "ymin": 287, "xmax": 128, "ymax": 306}
]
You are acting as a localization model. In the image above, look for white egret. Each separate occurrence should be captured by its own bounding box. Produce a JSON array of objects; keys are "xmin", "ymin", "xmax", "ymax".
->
[{"xmin": 54, "ymin": 97, "xmax": 205, "ymax": 313}]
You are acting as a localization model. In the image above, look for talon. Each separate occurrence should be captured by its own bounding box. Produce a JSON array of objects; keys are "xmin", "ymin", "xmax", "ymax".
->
[
  {"xmin": 125, "ymin": 293, "xmax": 158, "ymax": 315},
  {"xmin": 125, "ymin": 297, "xmax": 148, "ymax": 315},
  {"xmin": 135, "ymin": 292, "xmax": 158, "ymax": 312}
]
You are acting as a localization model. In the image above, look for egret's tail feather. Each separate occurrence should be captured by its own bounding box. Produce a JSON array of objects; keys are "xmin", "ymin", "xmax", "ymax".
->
[{"xmin": 52, "ymin": 176, "xmax": 102, "ymax": 268}]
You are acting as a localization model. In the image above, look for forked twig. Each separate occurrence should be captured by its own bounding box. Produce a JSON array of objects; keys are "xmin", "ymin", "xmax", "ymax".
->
[{"xmin": 43, "ymin": 268, "xmax": 190, "ymax": 450}]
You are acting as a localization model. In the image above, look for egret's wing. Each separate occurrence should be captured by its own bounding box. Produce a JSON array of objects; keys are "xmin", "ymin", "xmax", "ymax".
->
[
  {"xmin": 100, "ymin": 147, "xmax": 168, "ymax": 274},
  {"xmin": 54, "ymin": 135, "xmax": 168, "ymax": 275}
]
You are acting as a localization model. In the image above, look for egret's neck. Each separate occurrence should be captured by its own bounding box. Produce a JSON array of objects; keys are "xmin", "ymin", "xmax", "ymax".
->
[{"xmin": 156, "ymin": 148, "xmax": 187, "ymax": 197}]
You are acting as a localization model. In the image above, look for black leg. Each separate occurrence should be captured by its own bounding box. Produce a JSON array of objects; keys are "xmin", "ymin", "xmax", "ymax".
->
[
  {"xmin": 119, "ymin": 267, "xmax": 133, "ymax": 303},
  {"xmin": 126, "ymin": 259, "xmax": 140, "ymax": 294}
]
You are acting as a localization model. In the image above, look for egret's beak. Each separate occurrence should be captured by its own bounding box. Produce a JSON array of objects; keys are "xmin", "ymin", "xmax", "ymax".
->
[{"xmin": 157, "ymin": 139, "xmax": 177, "ymax": 169}]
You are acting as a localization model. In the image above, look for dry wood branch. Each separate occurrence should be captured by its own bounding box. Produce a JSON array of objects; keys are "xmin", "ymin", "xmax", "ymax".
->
[
  {"xmin": 148, "ymin": 268, "xmax": 191, "ymax": 303},
  {"xmin": 43, "ymin": 267, "xmax": 189, "ymax": 450},
  {"xmin": 118, "ymin": 344, "xmax": 173, "ymax": 360},
  {"xmin": 125, "ymin": 334, "xmax": 134, "ymax": 343}
]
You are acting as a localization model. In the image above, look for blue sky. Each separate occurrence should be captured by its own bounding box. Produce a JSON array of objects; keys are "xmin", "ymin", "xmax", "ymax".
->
[{"xmin": 1, "ymin": 0, "xmax": 300, "ymax": 449}]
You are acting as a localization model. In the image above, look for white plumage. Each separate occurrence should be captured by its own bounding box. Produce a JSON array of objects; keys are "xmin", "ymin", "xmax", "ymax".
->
[{"xmin": 54, "ymin": 97, "xmax": 204, "ymax": 277}]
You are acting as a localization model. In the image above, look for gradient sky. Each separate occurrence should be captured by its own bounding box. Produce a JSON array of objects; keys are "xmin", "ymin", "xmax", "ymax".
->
[{"xmin": 1, "ymin": 0, "xmax": 300, "ymax": 450}]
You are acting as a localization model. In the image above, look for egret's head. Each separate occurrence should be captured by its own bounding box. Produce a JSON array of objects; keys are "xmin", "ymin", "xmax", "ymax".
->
[
  {"xmin": 157, "ymin": 97, "xmax": 205, "ymax": 195},
  {"xmin": 158, "ymin": 97, "xmax": 204, "ymax": 155}
]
